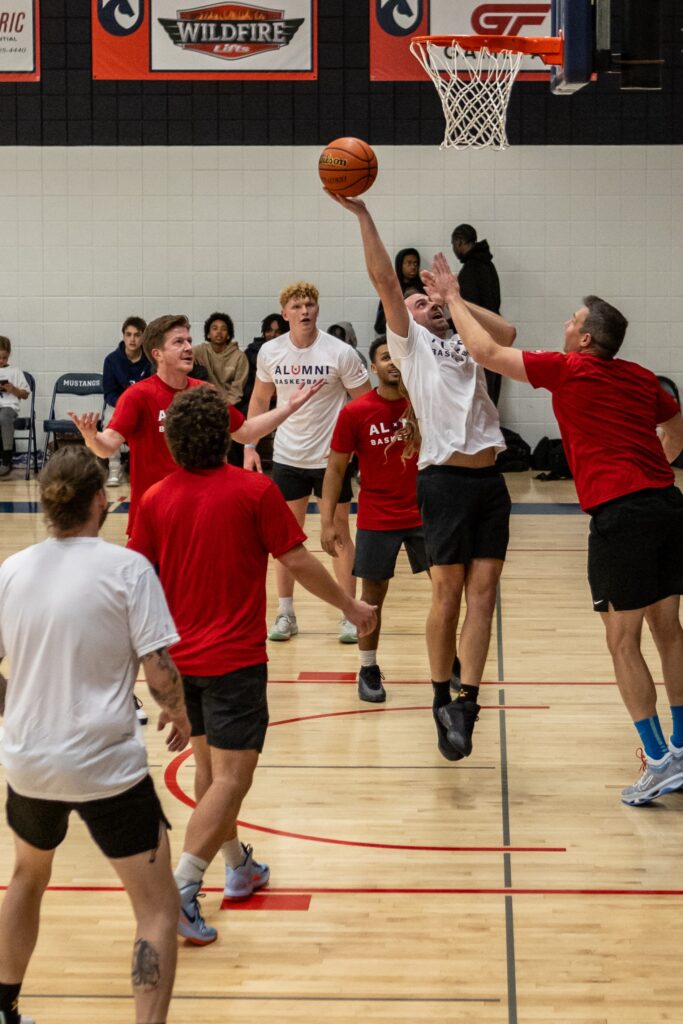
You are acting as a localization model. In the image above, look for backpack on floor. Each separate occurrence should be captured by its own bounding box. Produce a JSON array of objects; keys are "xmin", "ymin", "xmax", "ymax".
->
[
  {"xmin": 496, "ymin": 427, "xmax": 532, "ymax": 472},
  {"xmin": 531, "ymin": 436, "xmax": 573, "ymax": 480}
]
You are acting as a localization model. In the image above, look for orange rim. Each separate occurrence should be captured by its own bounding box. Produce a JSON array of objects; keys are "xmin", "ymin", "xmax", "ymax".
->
[{"xmin": 411, "ymin": 34, "xmax": 564, "ymax": 66}]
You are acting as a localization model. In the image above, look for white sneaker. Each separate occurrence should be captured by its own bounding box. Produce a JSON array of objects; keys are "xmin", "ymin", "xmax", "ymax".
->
[
  {"xmin": 621, "ymin": 749, "xmax": 683, "ymax": 806},
  {"xmin": 338, "ymin": 618, "xmax": 358, "ymax": 644},
  {"xmin": 268, "ymin": 613, "xmax": 298, "ymax": 641},
  {"xmin": 134, "ymin": 695, "xmax": 148, "ymax": 725},
  {"xmin": 106, "ymin": 471, "xmax": 120, "ymax": 486}
]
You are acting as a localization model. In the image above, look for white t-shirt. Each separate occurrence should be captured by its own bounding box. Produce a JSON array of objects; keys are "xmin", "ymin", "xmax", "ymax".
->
[
  {"xmin": 386, "ymin": 315, "xmax": 505, "ymax": 470},
  {"xmin": 0, "ymin": 537, "xmax": 179, "ymax": 802},
  {"xmin": 0, "ymin": 365, "xmax": 29, "ymax": 414},
  {"xmin": 256, "ymin": 330, "xmax": 369, "ymax": 468}
]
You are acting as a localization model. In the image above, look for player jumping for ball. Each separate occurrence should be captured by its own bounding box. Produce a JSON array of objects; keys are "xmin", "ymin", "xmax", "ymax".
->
[{"xmin": 329, "ymin": 193, "xmax": 516, "ymax": 761}]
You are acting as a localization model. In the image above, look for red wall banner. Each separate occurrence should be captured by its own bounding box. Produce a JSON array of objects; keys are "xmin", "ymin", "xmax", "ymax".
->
[
  {"xmin": 0, "ymin": 0, "xmax": 40, "ymax": 82},
  {"xmin": 93, "ymin": 0, "xmax": 317, "ymax": 80}
]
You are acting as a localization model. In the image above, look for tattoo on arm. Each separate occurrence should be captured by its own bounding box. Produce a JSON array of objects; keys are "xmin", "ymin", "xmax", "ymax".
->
[
  {"xmin": 141, "ymin": 647, "xmax": 185, "ymax": 715},
  {"xmin": 131, "ymin": 938, "xmax": 161, "ymax": 990}
]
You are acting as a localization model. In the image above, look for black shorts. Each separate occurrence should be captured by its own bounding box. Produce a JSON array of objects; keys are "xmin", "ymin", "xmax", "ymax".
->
[
  {"xmin": 6, "ymin": 774, "xmax": 169, "ymax": 859},
  {"xmin": 416, "ymin": 465, "xmax": 511, "ymax": 566},
  {"xmin": 353, "ymin": 526, "xmax": 429, "ymax": 580},
  {"xmin": 183, "ymin": 662, "xmax": 269, "ymax": 752},
  {"xmin": 272, "ymin": 461, "xmax": 354, "ymax": 503},
  {"xmin": 588, "ymin": 485, "xmax": 683, "ymax": 611}
]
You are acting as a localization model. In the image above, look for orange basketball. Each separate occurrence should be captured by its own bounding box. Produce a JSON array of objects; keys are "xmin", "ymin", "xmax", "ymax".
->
[{"xmin": 318, "ymin": 137, "xmax": 378, "ymax": 198}]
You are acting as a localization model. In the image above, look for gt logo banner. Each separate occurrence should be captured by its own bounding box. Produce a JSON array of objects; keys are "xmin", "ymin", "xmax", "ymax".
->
[{"xmin": 371, "ymin": 0, "xmax": 552, "ymax": 80}]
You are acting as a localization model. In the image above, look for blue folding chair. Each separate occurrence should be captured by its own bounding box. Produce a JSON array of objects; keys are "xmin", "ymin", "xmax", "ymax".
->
[
  {"xmin": 13, "ymin": 370, "xmax": 39, "ymax": 479},
  {"xmin": 42, "ymin": 372, "xmax": 105, "ymax": 466}
]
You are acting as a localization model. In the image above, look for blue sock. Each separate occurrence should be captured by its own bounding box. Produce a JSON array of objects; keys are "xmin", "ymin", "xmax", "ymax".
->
[
  {"xmin": 670, "ymin": 706, "xmax": 683, "ymax": 749},
  {"xmin": 634, "ymin": 715, "xmax": 668, "ymax": 761}
]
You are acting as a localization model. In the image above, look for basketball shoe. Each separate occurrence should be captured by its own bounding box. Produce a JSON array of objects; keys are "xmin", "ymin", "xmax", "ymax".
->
[
  {"xmin": 177, "ymin": 881, "xmax": 217, "ymax": 945},
  {"xmin": 358, "ymin": 664, "xmax": 386, "ymax": 703},
  {"xmin": 268, "ymin": 613, "xmax": 298, "ymax": 641},
  {"xmin": 224, "ymin": 844, "xmax": 270, "ymax": 901},
  {"xmin": 621, "ymin": 749, "xmax": 683, "ymax": 806},
  {"xmin": 338, "ymin": 618, "xmax": 358, "ymax": 644},
  {"xmin": 438, "ymin": 695, "xmax": 480, "ymax": 758},
  {"xmin": 134, "ymin": 695, "xmax": 148, "ymax": 725}
]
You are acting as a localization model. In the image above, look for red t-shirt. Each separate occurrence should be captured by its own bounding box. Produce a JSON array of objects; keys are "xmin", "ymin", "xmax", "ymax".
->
[
  {"xmin": 129, "ymin": 465, "xmax": 306, "ymax": 675},
  {"xmin": 330, "ymin": 389, "xmax": 421, "ymax": 530},
  {"xmin": 108, "ymin": 374, "xmax": 244, "ymax": 533},
  {"xmin": 523, "ymin": 350, "xmax": 678, "ymax": 510}
]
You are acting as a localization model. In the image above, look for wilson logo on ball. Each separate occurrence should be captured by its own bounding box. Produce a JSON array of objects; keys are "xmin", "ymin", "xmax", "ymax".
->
[{"xmin": 318, "ymin": 138, "xmax": 378, "ymax": 199}]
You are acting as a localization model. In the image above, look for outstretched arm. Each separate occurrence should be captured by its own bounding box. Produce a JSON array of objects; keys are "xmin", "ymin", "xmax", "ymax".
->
[
  {"xmin": 279, "ymin": 543, "xmax": 377, "ymax": 638},
  {"xmin": 427, "ymin": 254, "xmax": 529, "ymax": 383},
  {"xmin": 326, "ymin": 192, "xmax": 409, "ymax": 338},
  {"xmin": 235, "ymin": 379, "xmax": 327, "ymax": 446},
  {"xmin": 68, "ymin": 412, "xmax": 126, "ymax": 458}
]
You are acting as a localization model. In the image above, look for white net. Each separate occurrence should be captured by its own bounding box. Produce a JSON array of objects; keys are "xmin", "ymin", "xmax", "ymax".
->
[{"xmin": 410, "ymin": 39, "xmax": 524, "ymax": 151}]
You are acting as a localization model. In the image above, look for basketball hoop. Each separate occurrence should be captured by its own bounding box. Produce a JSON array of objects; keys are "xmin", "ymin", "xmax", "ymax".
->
[{"xmin": 410, "ymin": 35, "xmax": 564, "ymax": 150}]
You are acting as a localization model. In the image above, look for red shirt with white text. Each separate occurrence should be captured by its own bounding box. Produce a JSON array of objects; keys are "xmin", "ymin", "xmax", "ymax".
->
[
  {"xmin": 330, "ymin": 389, "xmax": 421, "ymax": 530},
  {"xmin": 108, "ymin": 374, "xmax": 244, "ymax": 533}
]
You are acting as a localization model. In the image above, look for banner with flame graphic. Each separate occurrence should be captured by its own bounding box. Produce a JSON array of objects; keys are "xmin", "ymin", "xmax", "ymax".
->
[
  {"xmin": 0, "ymin": 0, "xmax": 40, "ymax": 81},
  {"xmin": 93, "ymin": 0, "xmax": 317, "ymax": 80}
]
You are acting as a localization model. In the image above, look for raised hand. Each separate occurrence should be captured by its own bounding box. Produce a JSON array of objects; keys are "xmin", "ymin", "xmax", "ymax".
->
[{"xmin": 287, "ymin": 378, "xmax": 327, "ymax": 414}]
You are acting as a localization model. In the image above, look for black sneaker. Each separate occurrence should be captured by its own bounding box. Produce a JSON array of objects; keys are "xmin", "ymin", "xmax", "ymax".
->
[
  {"xmin": 433, "ymin": 702, "xmax": 463, "ymax": 761},
  {"xmin": 358, "ymin": 665, "xmax": 386, "ymax": 703},
  {"xmin": 437, "ymin": 699, "xmax": 480, "ymax": 758}
]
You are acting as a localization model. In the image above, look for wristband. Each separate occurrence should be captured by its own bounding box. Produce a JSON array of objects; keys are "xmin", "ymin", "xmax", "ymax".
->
[{"xmin": 245, "ymin": 444, "xmax": 257, "ymax": 449}]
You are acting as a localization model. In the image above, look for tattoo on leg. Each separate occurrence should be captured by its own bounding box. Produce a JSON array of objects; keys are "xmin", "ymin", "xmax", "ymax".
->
[{"xmin": 131, "ymin": 939, "xmax": 161, "ymax": 990}]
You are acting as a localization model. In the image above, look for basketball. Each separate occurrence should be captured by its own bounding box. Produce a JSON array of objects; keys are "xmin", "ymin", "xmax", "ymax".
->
[{"xmin": 318, "ymin": 137, "xmax": 378, "ymax": 197}]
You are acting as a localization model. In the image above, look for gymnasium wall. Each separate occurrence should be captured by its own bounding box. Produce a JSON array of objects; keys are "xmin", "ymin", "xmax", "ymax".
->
[{"xmin": 1, "ymin": 1, "xmax": 682, "ymax": 446}]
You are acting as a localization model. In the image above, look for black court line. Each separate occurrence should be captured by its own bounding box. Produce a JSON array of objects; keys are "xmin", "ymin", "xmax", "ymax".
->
[
  {"xmin": 0, "ymin": 500, "xmax": 582, "ymax": 516},
  {"xmin": 496, "ymin": 582, "xmax": 518, "ymax": 1024},
  {"xmin": 25, "ymin": 993, "xmax": 500, "ymax": 1004}
]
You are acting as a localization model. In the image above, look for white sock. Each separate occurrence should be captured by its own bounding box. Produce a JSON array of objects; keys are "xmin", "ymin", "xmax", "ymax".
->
[
  {"xmin": 278, "ymin": 597, "xmax": 295, "ymax": 617},
  {"xmin": 174, "ymin": 851, "xmax": 208, "ymax": 889},
  {"xmin": 670, "ymin": 740, "xmax": 683, "ymax": 755},
  {"xmin": 360, "ymin": 649, "xmax": 377, "ymax": 667},
  {"xmin": 221, "ymin": 836, "xmax": 244, "ymax": 869}
]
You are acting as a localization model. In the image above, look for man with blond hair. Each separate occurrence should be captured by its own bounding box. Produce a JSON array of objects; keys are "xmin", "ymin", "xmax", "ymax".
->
[
  {"xmin": 246, "ymin": 282, "xmax": 370, "ymax": 643},
  {"xmin": 69, "ymin": 313, "xmax": 323, "ymax": 536}
]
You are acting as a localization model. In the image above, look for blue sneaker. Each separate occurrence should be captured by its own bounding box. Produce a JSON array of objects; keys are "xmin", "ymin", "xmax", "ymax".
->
[
  {"xmin": 224, "ymin": 844, "xmax": 270, "ymax": 901},
  {"xmin": 178, "ymin": 881, "xmax": 217, "ymax": 945}
]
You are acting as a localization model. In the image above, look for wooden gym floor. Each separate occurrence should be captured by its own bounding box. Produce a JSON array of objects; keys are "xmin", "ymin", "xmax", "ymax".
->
[{"xmin": 1, "ymin": 469, "xmax": 682, "ymax": 1023}]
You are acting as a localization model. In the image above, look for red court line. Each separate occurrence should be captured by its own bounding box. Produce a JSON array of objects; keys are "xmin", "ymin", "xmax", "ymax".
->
[
  {"xmin": 8, "ymin": 885, "xmax": 683, "ymax": 897},
  {"xmin": 271, "ymin": 678, "xmax": 627, "ymax": 687},
  {"xmin": 220, "ymin": 894, "xmax": 311, "ymax": 911},
  {"xmin": 268, "ymin": 706, "xmax": 549, "ymax": 728}
]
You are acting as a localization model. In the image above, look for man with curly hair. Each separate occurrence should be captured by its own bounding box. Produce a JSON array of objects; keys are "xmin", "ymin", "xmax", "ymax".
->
[
  {"xmin": 130, "ymin": 387, "xmax": 376, "ymax": 945},
  {"xmin": 69, "ymin": 314, "xmax": 322, "ymax": 536},
  {"xmin": 329, "ymin": 194, "xmax": 516, "ymax": 763},
  {"xmin": 246, "ymin": 282, "xmax": 371, "ymax": 644}
]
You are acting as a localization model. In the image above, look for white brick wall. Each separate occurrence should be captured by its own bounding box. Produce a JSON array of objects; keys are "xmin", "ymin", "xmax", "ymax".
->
[{"xmin": 1, "ymin": 143, "xmax": 682, "ymax": 446}]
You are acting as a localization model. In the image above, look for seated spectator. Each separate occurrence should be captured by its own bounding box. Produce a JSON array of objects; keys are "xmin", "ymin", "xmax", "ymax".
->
[
  {"xmin": 102, "ymin": 316, "xmax": 150, "ymax": 485},
  {"xmin": 242, "ymin": 313, "xmax": 288, "ymax": 413},
  {"xmin": 103, "ymin": 316, "xmax": 151, "ymax": 408},
  {"xmin": 192, "ymin": 312, "xmax": 248, "ymax": 406},
  {"xmin": 328, "ymin": 321, "xmax": 368, "ymax": 369},
  {"xmin": 374, "ymin": 248, "xmax": 426, "ymax": 335},
  {"xmin": 0, "ymin": 335, "xmax": 29, "ymax": 479}
]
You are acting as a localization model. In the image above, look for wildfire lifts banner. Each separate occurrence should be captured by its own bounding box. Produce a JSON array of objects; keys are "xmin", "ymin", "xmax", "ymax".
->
[
  {"xmin": 93, "ymin": 0, "xmax": 317, "ymax": 80},
  {"xmin": 0, "ymin": 0, "xmax": 40, "ymax": 81},
  {"xmin": 370, "ymin": 0, "xmax": 552, "ymax": 80}
]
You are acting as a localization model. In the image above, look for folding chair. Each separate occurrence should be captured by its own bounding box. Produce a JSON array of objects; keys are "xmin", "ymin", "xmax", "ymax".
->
[
  {"xmin": 13, "ymin": 370, "xmax": 39, "ymax": 479},
  {"xmin": 42, "ymin": 372, "xmax": 105, "ymax": 466}
]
